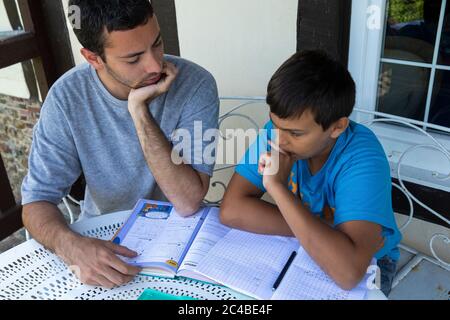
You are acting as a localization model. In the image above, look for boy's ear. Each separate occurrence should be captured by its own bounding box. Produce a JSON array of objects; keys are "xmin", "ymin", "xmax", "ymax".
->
[
  {"xmin": 330, "ymin": 117, "xmax": 350, "ymax": 139},
  {"xmin": 80, "ymin": 48, "xmax": 105, "ymax": 71}
]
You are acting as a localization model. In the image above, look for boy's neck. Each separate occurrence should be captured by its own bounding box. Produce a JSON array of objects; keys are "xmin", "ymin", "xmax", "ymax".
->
[{"xmin": 307, "ymin": 139, "xmax": 337, "ymax": 176}]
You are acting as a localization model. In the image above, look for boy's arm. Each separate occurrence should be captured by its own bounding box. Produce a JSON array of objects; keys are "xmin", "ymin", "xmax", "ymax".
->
[
  {"xmin": 220, "ymin": 173, "xmax": 294, "ymax": 237},
  {"xmin": 267, "ymin": 184, "xmax": 383, "ymax": 291},
  {"xmin": 222, "ymin": 173, "xmax": 382, "ymax": 291},
  {"xmin": 258, "ymin": 144, "xmax": 383, "ymax": 290}
]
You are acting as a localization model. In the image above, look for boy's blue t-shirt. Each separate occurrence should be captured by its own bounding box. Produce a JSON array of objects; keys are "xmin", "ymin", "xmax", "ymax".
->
[{"xmin": 235, "ymin": 120, "xmax": 402, "ymax": 261}]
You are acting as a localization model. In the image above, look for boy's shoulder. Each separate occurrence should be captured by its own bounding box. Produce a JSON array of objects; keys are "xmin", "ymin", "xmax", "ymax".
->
[
  {"xmin": 342, "ymin": 121, "xmax": 386, "ymax": 155},
  {"xmin": 332, "ymin": 121, "xmax": 391, "ymax": 177}
]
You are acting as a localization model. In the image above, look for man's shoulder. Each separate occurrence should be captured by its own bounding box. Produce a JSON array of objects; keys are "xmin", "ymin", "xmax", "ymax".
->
[
  {"xmin": 165, "ymin": 55, "xmax": 216, "ymax": 86},
  {"xmin": 40, "ymin": 63, "xmax": 95, "ymax": 118},
  {"xmin": 52, "ymin": 63, "xmax": 92, "ymax": 90},
  {"xmin": 45, "ymin": 63, "xmax": 93, "ymax": 100}
]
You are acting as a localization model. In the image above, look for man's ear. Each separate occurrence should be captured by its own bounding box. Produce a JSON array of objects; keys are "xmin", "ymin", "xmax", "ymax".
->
[
  {"xmin": 330, "ymin": 117, "xmax": 350, "ymax": 139},
  {"xmin": 80, "ymin": 48, "xmax": 105, "ymax": 71}
]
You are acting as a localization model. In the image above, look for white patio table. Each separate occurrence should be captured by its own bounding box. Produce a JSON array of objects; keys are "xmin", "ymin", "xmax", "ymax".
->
[{"xmin": 0, "ymin": 210, "xmax": 387, "ymax": 300}]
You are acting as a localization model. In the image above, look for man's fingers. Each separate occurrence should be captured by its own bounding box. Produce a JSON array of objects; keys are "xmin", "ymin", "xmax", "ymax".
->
[
  {"xmin": 105, "ymin": 242, "xmax": 138, "ymax": 258},
  {"xmin": 161, "ymin": 61, "xmax": 177, "ymax": 79},
  {"xmin": 81, "ymin": 272, "xmax": 114, "ymax": 289},
  {"xmin": 95, "ymin": 274, "xmax": 117, "ymax": 289},
  {"xmin": 101, "ymin": 265, "xmax": 135, "ymax": 287},
  {"xmin": 108, "ymin": 253, "xmax": 142, "ymax": 276},
  {"xmin": 104, "ymin": 242, "xmax": 142, "ymax": 275},
  {"xmin": 159, "ymin": 62, "xmax": 178, "ymax": 89},
  {"xmin": 164, "ymin": 61, "xmax": 178, "ymax": 75}
]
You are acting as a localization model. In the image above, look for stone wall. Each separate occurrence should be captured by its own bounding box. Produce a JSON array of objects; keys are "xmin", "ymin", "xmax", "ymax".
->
[{"xmin": 0, "ymin": 94, "xmax": 41, "ymax": 202}]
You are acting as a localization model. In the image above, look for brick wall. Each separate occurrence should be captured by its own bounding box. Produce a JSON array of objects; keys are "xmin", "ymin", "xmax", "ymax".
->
[{"xmin": 0, "ymin": 94, "xmax": 40, "ymax": 202}]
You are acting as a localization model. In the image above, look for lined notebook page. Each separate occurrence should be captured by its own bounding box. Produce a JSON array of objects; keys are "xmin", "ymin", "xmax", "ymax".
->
[
  {"xmin": 195, "ymin": 229, "xmax": 299, "ymax": 300},
  {"xmin": 271, "ymin": 247, "xmax": 370, "ymax": 300}
]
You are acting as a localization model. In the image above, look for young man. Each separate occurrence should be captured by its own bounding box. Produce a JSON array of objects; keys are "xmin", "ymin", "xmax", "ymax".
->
[
  {"xmin": 21, "ymin": 0, "xmax": 219, "ymax": 288},
  {"xmin": 220, "ymin": 51, "xmax": 401, "ymax": 297}
]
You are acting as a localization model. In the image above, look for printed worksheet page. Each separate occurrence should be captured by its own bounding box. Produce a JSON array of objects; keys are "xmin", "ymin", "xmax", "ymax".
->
[{"xmin": 120, "ymin": 203, "xmax": 205, "ymax": 266}]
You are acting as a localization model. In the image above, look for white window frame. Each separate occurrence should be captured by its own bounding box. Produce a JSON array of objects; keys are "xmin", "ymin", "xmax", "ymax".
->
[{"xmin": 348, "ymin": 0, "xmax": 450, "ymax": 192}]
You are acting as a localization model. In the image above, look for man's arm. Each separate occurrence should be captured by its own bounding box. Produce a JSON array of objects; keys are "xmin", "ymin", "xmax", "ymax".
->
[
  {"xmin": 220, "ymin": 173, "xmax": 294, "ymax": 236},
  {"xmin": 22, "ymin": 202, "xmax": 141, "ymax": 288},
  {"xmin": 129, "ymin": 106, "xmax": 210, "ymax": 216},
  {"xmin": 128, "ymin": 62, "xmax": 210, "ymax": 216}
]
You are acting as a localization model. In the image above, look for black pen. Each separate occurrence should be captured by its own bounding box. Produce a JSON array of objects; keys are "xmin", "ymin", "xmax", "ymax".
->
[{"xmin": 272, "ymin": 251, "xmax": 297, "ymax": 291}]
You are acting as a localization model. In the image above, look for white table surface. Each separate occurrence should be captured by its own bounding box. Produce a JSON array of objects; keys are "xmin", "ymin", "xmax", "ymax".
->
[{"xmin": 0, "ymin": 209, "xmax": 387, "ymax": 300}]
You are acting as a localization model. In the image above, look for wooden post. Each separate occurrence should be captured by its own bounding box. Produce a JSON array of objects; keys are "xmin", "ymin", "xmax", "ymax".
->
[
  {"xmin": 297, "ymin": 0, "xmax": 352, "ymax": 66},
  {"xmin": 152, "ymin": 0, "xmax": 180, "ymax": 56},
  {"xmin": 17, "ymin": 0, "xmax": 58, "ymax": 99}
]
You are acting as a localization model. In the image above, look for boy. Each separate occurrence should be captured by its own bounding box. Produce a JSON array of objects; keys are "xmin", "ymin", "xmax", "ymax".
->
[{"xmin": 220, "ymin": 50, "xmax": 401, "ymax": 297}]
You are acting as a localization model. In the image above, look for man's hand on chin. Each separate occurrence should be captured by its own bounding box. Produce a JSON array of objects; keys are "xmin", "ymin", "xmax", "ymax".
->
[{"xmin": 128, "ymin": 61, "xmax": 178, "ymax": 114}]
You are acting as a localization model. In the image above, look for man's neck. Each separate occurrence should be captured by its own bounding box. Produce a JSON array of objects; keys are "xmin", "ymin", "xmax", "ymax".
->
[{"xmin": 96, "ymin": 68, "xmax": 131, "ymax": 101}]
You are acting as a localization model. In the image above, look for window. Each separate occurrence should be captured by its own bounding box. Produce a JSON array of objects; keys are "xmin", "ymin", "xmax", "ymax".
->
[
  {"xmin": 348, "ymin": 0, "xmax": 450, "ymax": 191},
  {"xmin": 379, "ymin": 0, "xmax": 450, "ymax": 130}
]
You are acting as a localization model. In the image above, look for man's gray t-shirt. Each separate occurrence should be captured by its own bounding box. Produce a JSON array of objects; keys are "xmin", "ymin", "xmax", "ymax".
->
[{"xmin": 21, "ymin": 55, "xmax": 219, "ymax": 220}]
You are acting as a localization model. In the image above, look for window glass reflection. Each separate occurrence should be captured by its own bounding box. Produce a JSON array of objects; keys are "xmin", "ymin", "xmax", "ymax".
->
[
  {"xmin": 377, "ymin": 62, "xmax": 430, "ymax": 121},
  {"xmin": 383, "ymin": 0, "xmax": 443, "ymax": 64},
  {"xmin": 437, "ymin": 3, "xmax": 450, "ymax": 65},
  {"xmin": 429, "ymin": 70, "xmax": 450, "ymax": 127}
]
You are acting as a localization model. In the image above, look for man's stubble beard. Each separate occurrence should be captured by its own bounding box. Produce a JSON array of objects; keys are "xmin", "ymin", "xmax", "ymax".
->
[{"xmin": 104, "ymin": 63, "xmax": 143, "ymax": 90}]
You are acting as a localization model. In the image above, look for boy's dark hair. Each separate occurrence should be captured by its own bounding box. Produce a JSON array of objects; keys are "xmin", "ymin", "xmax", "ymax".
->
[
  {"xmin": 267, "ymin": 50, "xmax": 356, "ymax": 131},
  {"xmin": 68, "ymin": 0, "xmax": 154, "ymax": 60}
]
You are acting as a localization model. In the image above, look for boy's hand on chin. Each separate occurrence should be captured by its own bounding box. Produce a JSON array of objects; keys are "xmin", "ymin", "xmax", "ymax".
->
[
  {"xmin": 128, "ymin": 61, "xmax": 178, "ymax": 113},
  {"xmin": 258, "ymin": 140, "xmax": 297, "ymax": 193}
]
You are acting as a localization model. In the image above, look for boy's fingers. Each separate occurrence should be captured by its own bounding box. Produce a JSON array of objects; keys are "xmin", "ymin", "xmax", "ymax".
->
[
  {"xmin": 268, "ymin": 140, "xmax": 288, "ymax": 155},
  {"xmin": 258, "ymin": 154, "xmax": 269, "ymax": 173},
  {"xmin": 259, "ymin": 153, "xmax": 274, "ymax": 175},
  {"xmin": 258, "ymin": 162, "xmax": 264, "ymax": 175}
]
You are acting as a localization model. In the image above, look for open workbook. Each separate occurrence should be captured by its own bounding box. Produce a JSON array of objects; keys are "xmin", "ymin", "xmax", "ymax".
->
[
  {"xmin": 113, "ymin": 199, "xmax": 375, "ymax": 300},
  {"xmin": 112, "ymin": 199, "xmax": 230, "ymax": 283},
  {"xmin": 194, "ymin": 229, "xmax": 376, "ymax": 300}
]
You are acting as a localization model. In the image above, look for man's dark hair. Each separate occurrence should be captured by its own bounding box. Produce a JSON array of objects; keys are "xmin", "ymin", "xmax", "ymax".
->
[
  {"xmin": 68, "ymin": 0, "xmax": 154, "ymax": 60},
  {"xmin": 267, "ymin": 50, "xmax": 356, "ymax": 131}
]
